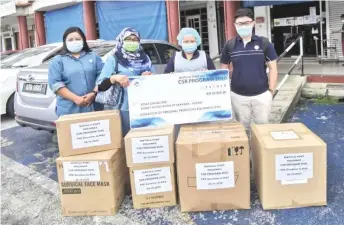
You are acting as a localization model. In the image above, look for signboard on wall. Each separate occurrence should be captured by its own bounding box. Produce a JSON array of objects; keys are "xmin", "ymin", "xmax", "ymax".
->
[
  {"xmin": 303, "ymin": 15, "xmax": 317, "ymax": 25},
  {"xmin": 295, "ymin": 17, "xmax": 304, "ymax": 26},
  {"xmin": 274, "ymin": 18, "xmax": 294, "ymax": 27},
  {"xmin": 285, "ymin": 17, "xmax": 295, "ymax": 26},
  {"xmin": 274, "ymin": 15, "xmax": 318, "ymax": 27},
  {"xmin": 309, "ymin": 6, "xmax": 316, "ymax": 16}
]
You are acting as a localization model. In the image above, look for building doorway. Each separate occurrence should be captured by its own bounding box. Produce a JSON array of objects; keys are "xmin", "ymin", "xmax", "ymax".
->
[
  {"xmin": 180, "ymin": 6, "xmax": 209, "ymax": 54},
  {"xmin": 185, "ymin": 15, "xmax": 203, "ymax": 49},
  {"xmin": 270, "ymin": 1, "xmax": 326, "ymax": 57},
  {"xmin": 4, "ymin": 37, "xmax": 13, "ymax": 51}
]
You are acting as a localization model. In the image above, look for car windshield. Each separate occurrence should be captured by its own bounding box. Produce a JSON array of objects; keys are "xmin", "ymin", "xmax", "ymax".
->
[
  {"xmin": 41, "ymin": 43, "xmax": 115, "ymax": 65},
  {"xmin": 0, "ymin": 51, "xmax": 18, "ymax": 61},
  {"xmin": 2, "ymin": 45, "xmax": 58, "ymax": 68},
  {"xmin": 89, "ymin": 43, "xmax": 115, "ymax": 57},
  {"xmin": 1, "ymin": 49, "xmax": 34, "ymax": 67}
]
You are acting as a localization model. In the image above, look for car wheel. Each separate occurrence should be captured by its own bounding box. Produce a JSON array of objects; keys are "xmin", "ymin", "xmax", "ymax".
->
[{"xmin": 6, "ymin": 95, "xmax": 15, "ymax": 118}]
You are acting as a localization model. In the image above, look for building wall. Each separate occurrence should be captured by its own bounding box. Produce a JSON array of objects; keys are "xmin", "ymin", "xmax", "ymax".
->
[
  {"xmin": 1, "ymin": 0, "xmax": 237, "ymax": 53},
  {"xmin": 1, "ymin": 15, "xmax": 35, "ymax": 51},
  {"xmin": 254, "ymin": 6, "xmax": 271, "ymax": 40},
  {"xmin": 328, "ymin": 1, "xmax": 344, "ymax": 57}
]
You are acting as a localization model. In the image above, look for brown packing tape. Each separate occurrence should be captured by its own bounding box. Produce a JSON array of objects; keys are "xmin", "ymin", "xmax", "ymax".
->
[
  {"xmin": 182, "ymin": 122, "xmax": 243, "ymax": 131},
  {"xmin": 58, "ymin": 110, "xmax": 120, "ymax": 120},
  {"xmin": 264, "ymin": 201, "xmax": 327, "ymax": 210},
  {"xmin": 191, "ymin": 143, "xmax": 228, "ymax": 160},
  {"xmin": 181, "ymin": 130, "xmax": 246, "ymax": 143},
  {"xmin": 210, "ymin": 203, "xmax": 241, "ymax": 211}
]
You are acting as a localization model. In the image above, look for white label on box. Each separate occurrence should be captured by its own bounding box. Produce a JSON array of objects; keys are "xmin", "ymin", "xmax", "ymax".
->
[
  {"xmin": 276, "ymin": 153, "xmax": 313, "ymax": 183},
  {"xmin": 134, "ymin": 167, "xmax": 172, "ymax": 195},
  {"xmin": 196, "ymin": 161, "xmax": 235, "ymax": 190},
  {"xmin": 270, "ymin": 131, "xmax": 299, "ymax": 140},
  {"xmin": 63, "ymin": 161, "xmax": 101, "ymax": 181},
  {"xmin": 131, "ymin": 135, "xmax": 170, "ymax": 164},
  {"xmin": 70, "ymin": 120, "xmax": 111, "ymax": 149}
]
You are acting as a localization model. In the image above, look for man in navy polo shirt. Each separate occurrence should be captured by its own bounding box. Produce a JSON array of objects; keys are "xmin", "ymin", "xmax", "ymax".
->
[{"xmin": 221, "ymin": 8, "xmax": 278, "ymax": 132}]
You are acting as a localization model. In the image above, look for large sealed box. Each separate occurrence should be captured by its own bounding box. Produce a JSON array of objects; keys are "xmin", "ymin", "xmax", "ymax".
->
[
  {"xmin": 251, "ymin": 123, "xmax": 327, "ymax": 210},
  {"xmin": 56, "ymin": 149, "xmax": 127, "ymax": 216},
  {"xmin": 124, "ymin": 126, "xmax": 175, "ymax": 167},
  {"xmin": 129, "ymin": 164, "xmax": 177, "ymax": 209},
  {"xmin": 56, "ymin": 110, "xmax": 122, "ymax": 157},
  {"xmin": 176, "ymin": 122, "xmax": 250, "ymax": 212}
]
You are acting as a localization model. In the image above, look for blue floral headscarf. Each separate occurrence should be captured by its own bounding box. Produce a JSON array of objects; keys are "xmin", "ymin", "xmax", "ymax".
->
[{"xmin": 114, "ymin": 27, "xmax": 152, "ymax": 75}]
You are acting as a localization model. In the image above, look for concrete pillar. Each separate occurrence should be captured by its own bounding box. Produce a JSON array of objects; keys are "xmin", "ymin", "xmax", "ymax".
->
[
  {"xmin": 166, "ymin": 0, "xmax": 180, "ymax": 45},
  {"xmin": 207, "ymin": 1, "xmax": 219, "ymax": 58},
  {"xmin": 224, "ymin": 1, "xmax": 240, "ymax": 40},
  {"xmin": 83, "ymin": 1, "xmax": 97, "ymax": 40},
  {"xmin": 34, "ymin": 12, "xmax": 46, "ymax": 46},
  {"xmin": 254, "ymin": 6, "xmax": 270, "ymax": 39},
  {"xmin": 18, "ymin": 16, "xmax": 29, "ymax": 50}
]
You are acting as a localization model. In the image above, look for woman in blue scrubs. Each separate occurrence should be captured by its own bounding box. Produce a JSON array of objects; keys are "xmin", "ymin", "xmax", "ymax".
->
[
  {"xmin": 48, "ymin": 27, "xmax": 103, "ymax": 117},
  {"xmin": 97, "ymin": 27, "xmax": 155, "ymax": 136}
]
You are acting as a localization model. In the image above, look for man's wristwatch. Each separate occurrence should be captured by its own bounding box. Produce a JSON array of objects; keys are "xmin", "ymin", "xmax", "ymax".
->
[{"xmin": 91, "ymin": 90, "xmax": 98, "ymax": 96}]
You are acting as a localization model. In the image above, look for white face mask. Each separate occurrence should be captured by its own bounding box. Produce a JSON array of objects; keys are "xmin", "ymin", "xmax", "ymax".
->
[
  {"xmin": 66, "ymin": 40, "xmax": 83, "ymax": 53},
  {"xmin": 342, "ymin": 19, "xmax": 344, "ymax": 23}
]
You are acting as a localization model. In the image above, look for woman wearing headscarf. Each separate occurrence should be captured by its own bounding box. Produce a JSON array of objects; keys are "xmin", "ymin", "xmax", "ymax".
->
[
  {"xmin": 164, "ymin": 27, "xmax": 216, "ymax": 73},
  {"xmin": 48, "ymin": 26, "xmax": 103, "ymax": 117},
  {"xmin": 97, "ymin": 27, "xmax": 154, "ymax": 136}
]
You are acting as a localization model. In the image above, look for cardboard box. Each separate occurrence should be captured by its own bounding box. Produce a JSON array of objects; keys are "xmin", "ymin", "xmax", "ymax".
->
[
  {"xmin": 124, "ymin": 126, "xmax": 175, "ymax": 167},
  {"xmin": 176, "ymin": 122, "xmax": 250, "ymax": 212},
  {"xmin": 56, "ymin": 110, "xmax": 122, "ymax": 157},
  {"xmin": 129, "ymin": 164, "xmax": 177, "ymax": 209},
  {"xmin": 56, "ymin": 149, "xmax": 128, "ymax": 216},
  {"xmin": 251, "ymin": 123, "xmax": 327, "ymax": 210}
]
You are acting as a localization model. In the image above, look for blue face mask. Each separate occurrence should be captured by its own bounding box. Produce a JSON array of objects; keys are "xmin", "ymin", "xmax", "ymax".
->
[
  {"xmin": 182, "ymin": 43, "xmax": 197, "ymax": 53},
  {"xmin": 66, "ymin": 40, "xmax": 83, "ymax": 53},
  {"xmin": 236, "ymin": 25, "xmax": 253, "ymax": 38}
]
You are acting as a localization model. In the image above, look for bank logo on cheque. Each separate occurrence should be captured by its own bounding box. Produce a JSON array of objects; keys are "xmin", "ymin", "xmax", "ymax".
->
[{"xmin": 132, "ymin": 80, "xmax": 141, "ymax": 87}]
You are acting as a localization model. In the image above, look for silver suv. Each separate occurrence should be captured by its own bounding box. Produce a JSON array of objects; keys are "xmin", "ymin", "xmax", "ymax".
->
[{"xmin": 14, "ymin": 40, "xmax": 180, "ymax": 132}]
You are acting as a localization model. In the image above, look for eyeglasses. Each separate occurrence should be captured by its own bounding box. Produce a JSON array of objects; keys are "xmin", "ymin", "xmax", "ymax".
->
[{"xmin": 235, "ymin": 21, "xmax": 253, "ymax": 27}]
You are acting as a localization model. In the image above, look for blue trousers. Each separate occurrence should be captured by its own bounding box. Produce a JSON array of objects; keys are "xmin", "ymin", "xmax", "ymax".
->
[{"xmin": 120, "ymin": 110, "xmax": 130, "ymax": 137}]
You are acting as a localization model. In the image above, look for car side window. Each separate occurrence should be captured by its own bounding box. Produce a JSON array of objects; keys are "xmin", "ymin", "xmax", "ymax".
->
[
  {"xmin": 142, "ymin": 44, "xmax": 160, "ymax": 64},
  {"xmin": 155, "ymin": 44, "xmax": 179, "ymax": 64}
]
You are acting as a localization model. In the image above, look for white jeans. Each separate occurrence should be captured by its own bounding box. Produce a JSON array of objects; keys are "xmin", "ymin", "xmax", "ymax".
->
[{"xmin": 231, "ymin": 90, "xmax": 272, "ymax": 131}]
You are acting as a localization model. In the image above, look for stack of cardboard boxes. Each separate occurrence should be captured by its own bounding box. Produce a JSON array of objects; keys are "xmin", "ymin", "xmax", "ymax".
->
[
  {"xmin": 124, "ymin": 126, "xmax": 177, "ymax": 209},
  {"xmin": 55, "ymin": 110, "xmax": 128, "ymax": 216},
  {"xmin": 55, "ymin": 110, "xmax": 327, "ymax": 214}
]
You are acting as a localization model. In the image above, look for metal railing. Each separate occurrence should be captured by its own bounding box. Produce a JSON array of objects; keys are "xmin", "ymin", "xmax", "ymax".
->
[
  {"xmin": 273, "ymin": 34, "xmax": 304, "ymax": 98},
  {"xmin": 211, "ymin": 34, "xmax": 305, "ymax": 99}
]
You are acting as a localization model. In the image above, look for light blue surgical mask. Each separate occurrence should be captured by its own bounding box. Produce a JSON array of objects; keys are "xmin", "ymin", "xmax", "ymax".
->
[
  {"xmin": 236, "ymin": 25, "xmax": 253, "ymax": 38},
  {"xmin": 182, "ymin": 43, "xmax": 197, "ymax": 53},
  {"xmin": 66, "ymin": 40, "xmax": 83, "ymax": 53}
]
